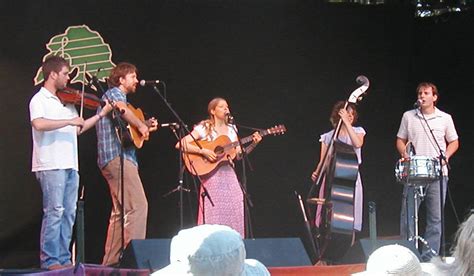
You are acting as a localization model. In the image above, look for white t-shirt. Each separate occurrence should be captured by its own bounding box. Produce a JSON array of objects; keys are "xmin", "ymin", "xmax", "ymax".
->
[{"xmin": 29, "ymin": 87, "xmax": 79, "ymax": 172}]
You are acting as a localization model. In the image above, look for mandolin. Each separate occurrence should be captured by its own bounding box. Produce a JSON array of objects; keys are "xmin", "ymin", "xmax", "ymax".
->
[{"xmin": 183, "ymin": 125, "xmax": 286, "ymax": 176}]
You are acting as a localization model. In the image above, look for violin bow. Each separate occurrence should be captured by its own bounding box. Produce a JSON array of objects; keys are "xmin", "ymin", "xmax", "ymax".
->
[{"xmin": 79, "ymin": 63, "xmax": 87, "ymax": 118}]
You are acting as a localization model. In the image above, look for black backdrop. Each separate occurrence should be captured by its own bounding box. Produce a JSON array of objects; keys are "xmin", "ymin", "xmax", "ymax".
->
[{"xmin": 0, "ymin": 0, "xmax": 472, "ymax": 268}]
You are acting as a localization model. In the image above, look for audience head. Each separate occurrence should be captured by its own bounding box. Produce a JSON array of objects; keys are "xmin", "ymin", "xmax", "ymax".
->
[
  {"xmin": 153, "ymin": 224, "xmax": 270, "ymax": 276},
  {"xmin": 353, "ymin": 244, "xmax": 432, "ymax": 276},
  {"xmin": 431, "ymin": 213, "xmax": 474, "ymax": 276}
]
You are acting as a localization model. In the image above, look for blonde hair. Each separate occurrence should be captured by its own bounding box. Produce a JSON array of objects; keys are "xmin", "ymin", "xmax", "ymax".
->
[
  {"xmin": 450, "ymin": 213, "xmax": 474, "ymax": 275},
  {"xmin": 200, "ymin": 97, "xmax": 226, "ymax": 137},
  {"xmin": 432, "ymin": 213, "xmax": 474, "ymax": 275}
]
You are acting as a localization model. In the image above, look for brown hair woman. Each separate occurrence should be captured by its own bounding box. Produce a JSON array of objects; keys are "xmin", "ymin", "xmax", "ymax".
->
[{"xmin": 311, "ymin": 101, "xmax": 366, "ymax": 232}]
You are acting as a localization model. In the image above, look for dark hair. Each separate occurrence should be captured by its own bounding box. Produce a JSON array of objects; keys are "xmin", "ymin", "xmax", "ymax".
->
[
  {"xmin": 42, "ymin": 56, "xmax": 69, "ymax": 81},
  {"xmin": 416, "ymin": 82, "xmax": 439, "ymax": 104},
  {"xmin": 329, "ymin": 101, "xmax": 358, "ymax": 127},
  {"xmin": 107, "ymin": 62, "xmax": 138, "ymax": 87}
]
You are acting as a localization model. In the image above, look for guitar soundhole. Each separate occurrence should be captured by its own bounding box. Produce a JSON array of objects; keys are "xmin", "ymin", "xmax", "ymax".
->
[{"xmin": 214, "ymin": 146, "xmax": 224, "ymax": 155}]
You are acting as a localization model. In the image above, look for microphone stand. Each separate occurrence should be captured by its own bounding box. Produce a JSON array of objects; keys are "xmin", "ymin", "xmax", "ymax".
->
[
  {"xmin": 147, "ymin": 83, "xmax": 210, "ymax": 229},
  {"xmin": 92, "ymin": 77, "xmax": 129, "ymax": 260},
  {"xmin": 418, "ymin": 108, "xmax": 450, "ymax": 259},
  {"xmin": 230, "ymin": 119, "xmax": 255, "ymax": 238}
]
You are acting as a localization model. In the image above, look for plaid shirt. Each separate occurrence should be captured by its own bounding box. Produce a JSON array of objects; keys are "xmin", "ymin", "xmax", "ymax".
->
[{"xmin": 96, "ymin": 87, "xmax": 138, "ymax": 169}]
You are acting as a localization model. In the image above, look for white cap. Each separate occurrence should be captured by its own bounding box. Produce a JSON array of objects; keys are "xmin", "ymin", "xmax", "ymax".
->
[
  {"xmin": 352, "ymin": 244, "xmax": 431, "ymax": 276},
  {"xmin": 152, "ymin": 224, "xmax": 270, "ymax": 276}
]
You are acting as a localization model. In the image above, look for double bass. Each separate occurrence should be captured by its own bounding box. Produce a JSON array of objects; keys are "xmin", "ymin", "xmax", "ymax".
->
[{"xmin": 307, "ymin": 76, "xmax": 370, "ymax": 262}]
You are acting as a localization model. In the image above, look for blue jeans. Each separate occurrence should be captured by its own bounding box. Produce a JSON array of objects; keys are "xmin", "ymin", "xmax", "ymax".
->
[
  {"xmin": 36, "ymin": 169, "xmax": 79, "ymax": 268},
  {"xmin": 400, "ymin": 176, "xmax": 448, "ymax": 259}
]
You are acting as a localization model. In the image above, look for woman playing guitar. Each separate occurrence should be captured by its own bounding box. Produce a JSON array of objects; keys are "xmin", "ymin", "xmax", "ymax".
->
[{"xmin": 176, "ymin": 97, "xmax": 262, "ymax": 237}]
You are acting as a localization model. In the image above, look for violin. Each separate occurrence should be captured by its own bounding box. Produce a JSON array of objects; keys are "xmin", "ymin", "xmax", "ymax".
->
[{"xmin": 57, "ymin": 87, "xmax": 104, "ymax": 110}]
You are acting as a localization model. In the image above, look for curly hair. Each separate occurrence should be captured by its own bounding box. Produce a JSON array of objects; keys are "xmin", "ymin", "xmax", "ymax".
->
[{"xmin": 329, "ymin": 101, "xmax": 358, "ymax": 128}]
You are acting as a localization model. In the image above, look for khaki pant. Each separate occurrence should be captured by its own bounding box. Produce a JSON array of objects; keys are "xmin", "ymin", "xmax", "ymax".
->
[{"xmin": 101, "ymin": 157, "xmax": 148, "ymax": 266}]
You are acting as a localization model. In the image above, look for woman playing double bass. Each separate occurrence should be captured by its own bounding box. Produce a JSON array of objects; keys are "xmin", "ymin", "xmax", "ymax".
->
[{"xmin": 311, "ymin": 101, "xmax": 366, "ymax": 232}]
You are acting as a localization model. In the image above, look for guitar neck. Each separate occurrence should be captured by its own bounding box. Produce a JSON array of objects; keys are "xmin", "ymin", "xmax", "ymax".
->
[{"xmin": 224, "ymin": 129, "xmax": 270, "ymax": 151}]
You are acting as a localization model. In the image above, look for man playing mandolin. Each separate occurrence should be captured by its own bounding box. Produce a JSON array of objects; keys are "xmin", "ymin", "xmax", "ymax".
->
[
  {"xmin": 176, "ymin": 97, "xmax": 262, "ymax": 237},
  {"xmin": 96, "ymin": 62, "xmax": 158, "ymax": 266}
]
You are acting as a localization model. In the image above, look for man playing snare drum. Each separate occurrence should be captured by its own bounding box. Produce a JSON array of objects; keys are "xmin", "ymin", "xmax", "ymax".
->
[{"xmin": 396, "ymin": 82, "xmax": 459, "ymax": 261}]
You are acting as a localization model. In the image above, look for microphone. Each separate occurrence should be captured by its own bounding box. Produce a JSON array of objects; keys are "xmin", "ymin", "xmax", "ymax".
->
[
  {"xmin": 161, "ymin": 122, "xmax": 179, "ymax": 128},
  {"xmin": 139, "ymin": 80, "xmax": 160, "ymax": 86},
  {"xmin": 413, "ymin": 99, "xmax": 422, "ymax": 109},
  {"xmin": 225, "ymin": 112, "xmax": 234, "ymax": 124}
]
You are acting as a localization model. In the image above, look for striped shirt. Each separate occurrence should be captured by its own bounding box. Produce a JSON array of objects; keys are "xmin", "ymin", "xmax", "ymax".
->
[
  {"xmin": 397, "ymin": 107, "xmax": 458, "ymax": 175},
  {"xmin": 96, "ymin": 87, "xmax": 137, "ymax": 169}
]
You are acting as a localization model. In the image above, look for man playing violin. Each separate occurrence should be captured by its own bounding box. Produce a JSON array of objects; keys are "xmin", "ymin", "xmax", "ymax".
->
[
  {"xmin": 29, "ymin": 55, "xmax": 112, "ymax": 270},
  {"xmin": 95, "ymin": 62, "xmax": 158, "ymax": 266}
]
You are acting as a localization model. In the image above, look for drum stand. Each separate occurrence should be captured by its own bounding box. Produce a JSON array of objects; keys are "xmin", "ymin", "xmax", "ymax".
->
[{"xmin": 407, "ymin": 184, "xmax": 437, "ymax": 256}]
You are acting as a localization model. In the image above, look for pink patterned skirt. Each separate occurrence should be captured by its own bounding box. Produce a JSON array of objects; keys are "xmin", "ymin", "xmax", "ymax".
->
[{"xmin": 197, "ymin": 164, "xmax": 245, "ymax": 237}]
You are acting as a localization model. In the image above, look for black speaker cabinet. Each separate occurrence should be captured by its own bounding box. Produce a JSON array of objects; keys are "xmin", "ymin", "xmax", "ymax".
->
[
  {"xmin": 243, "ymin": 238, "xmax": 311, "ymax": 267},
  {"xmin": 340, "ymin": 238, "xmax": 421, "ymax": 264},
  {"xmin": 120, "ymin": 239, "xmax": 171, "ymax": 271},
  {"xmin": 120, "ymin": 237, "xmax": 311, "ymax": 270}
]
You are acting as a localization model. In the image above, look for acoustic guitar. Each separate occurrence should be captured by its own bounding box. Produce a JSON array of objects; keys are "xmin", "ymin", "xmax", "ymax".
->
[
  {"xmin": 114, "ymin": 103, "xmax": 154, "ymax": 149},
  {"xmin": 183, "ymin": 125, "xmax": 286, "ymax": 176}
]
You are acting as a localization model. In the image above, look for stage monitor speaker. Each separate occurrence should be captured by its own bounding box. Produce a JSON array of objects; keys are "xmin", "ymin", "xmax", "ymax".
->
[
  {"xmin": 340, "ymin": 238, "xmax": 421, "ymax": 264},
  {"xmin": 244, "ymin": 238, "xmax": 311, "ymax": 267},
  {"xmin": 120, "ymin": 237, "xmax": 311, "ymax": 270},
  {"xmin": 120, "ymin": 239, "xmax": 171, "ymax": 271}
]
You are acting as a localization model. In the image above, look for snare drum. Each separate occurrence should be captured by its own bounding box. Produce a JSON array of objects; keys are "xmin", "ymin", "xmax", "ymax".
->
[{"xmin": 395, "ymin": 156, "xmax": 440, "ymax": 185}]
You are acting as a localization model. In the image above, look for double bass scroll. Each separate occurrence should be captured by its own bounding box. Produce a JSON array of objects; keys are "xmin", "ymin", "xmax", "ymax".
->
[{"xmin": 312, "ymin": 75, "xmax": 369, "ymax": 187}]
